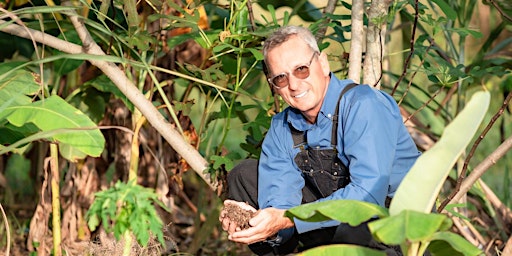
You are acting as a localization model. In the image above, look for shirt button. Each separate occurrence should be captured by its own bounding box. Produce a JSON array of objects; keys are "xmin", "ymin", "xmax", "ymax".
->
[{"xmin": 327, "ymin": 113, "xmax": 332, "ymax": 118}]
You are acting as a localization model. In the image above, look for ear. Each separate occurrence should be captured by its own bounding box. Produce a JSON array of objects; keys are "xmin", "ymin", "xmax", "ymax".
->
[{"xmin": 318, "ymin": 52, "xmax": 331, "ymax": 76}]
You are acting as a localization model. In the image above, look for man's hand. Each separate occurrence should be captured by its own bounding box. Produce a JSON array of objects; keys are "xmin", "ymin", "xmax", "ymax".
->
[
  {"xmin": 227, "ymin": 206, "xmax": 294, "ymax": 244},
  {"xmin": 219, "ymin": 200, "xmax": 257, "ymax": 234}
]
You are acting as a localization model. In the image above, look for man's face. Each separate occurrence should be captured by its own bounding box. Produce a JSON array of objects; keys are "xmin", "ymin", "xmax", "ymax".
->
[{"xmin": 266, "ymin": 35, "xmax": 330, "ymax": 123}]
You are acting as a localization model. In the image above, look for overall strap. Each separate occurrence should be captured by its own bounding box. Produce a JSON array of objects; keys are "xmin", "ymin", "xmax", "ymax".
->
[
  {"xmin": 331, "ymin": 83, "xmax": 358, "ymax": 147},
  {"xmin": 289, "ymin": 82, "xmax": 358, "ymax": 148},
  {"xmin": 290, "ymin": 123, "xmax": 307, "ymax": 149}
]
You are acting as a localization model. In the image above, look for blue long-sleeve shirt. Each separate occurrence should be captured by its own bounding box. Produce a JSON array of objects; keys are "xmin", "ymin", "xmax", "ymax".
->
[{"xmin": 258, "ymin": 74, "xmax": 421, "ymax": 233}]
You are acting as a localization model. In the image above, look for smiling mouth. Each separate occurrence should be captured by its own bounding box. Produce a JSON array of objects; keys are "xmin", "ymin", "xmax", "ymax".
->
[{"xmin": 294, "ymin": 91, "xmax": 308, "ymax": 98}]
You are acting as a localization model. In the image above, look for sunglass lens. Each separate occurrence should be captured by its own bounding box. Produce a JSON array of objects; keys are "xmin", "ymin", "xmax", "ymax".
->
[
  {"xmin": 294, "ymin": 66, "xmax": 310, "ymax": 79},
  {"xmin": 273, "ymin": 74, "xmax": 288, "ymax": 88}
]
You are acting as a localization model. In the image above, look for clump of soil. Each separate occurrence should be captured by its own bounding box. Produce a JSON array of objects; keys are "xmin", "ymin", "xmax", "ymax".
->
[{"xmin": 223, "ymin": 203, "xmax": 256, "ymax": 230}]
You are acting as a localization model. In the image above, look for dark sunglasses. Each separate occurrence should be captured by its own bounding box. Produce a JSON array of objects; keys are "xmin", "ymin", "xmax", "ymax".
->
[{"xmin": 267, "ymin": 52, "xmax": 319, "ymax": 89}]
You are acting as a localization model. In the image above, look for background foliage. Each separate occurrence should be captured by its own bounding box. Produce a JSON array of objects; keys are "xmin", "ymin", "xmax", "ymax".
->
[{"xmin": 0, "ymin": 0, "xmax": 511, "ymax": 255}]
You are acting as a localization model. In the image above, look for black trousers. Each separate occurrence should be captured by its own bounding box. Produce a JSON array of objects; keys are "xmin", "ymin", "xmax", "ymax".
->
[{"xmin": 227, "ymin": 159, "xmax": 401, "ymax": 256}]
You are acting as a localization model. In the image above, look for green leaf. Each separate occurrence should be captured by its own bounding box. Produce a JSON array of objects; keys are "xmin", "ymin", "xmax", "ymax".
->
[
  {"xmin": 390, "ymin": 91, "xmax": 490, "ymax": 215},
  {"xmin": 210, "ymin": 155, "xmax": 234, "ymax": 171},
  {"xmin": 369, "ymin": 210, "xmax": 450, "ymax": 244},
  {"xmin": 87, "ymin": 214, "xmax": 100, "ymax": 231},
  {"xmin": 5, "ymin": 95, "xmax": 105, "ymax": 161},
  {"xmin": 0, "ymin": 64, "xmax": 40, "ymax": 119},
  {"xmin": 248, "ymin": 48, "xmax": 264, "ymax": 60},
  {"xmin": 285, "ymin": 200, "xmax": 388, "ymax": 226},
  {"xmin": 12, "ymin": 5, "xmax": 78, "ymax": 15},
  {"xmin": 431, "ymin": 0, "xmax": 457, "ymax": 20},
  {"xmin": 428, "ymin": 232, "xmax": 482, "ymax": 256},
  {"xmin": 298, "ymin": 244, "xmax": 386, "ymax": 256},
  {"xmin": 449, "ymin": 28, "xmax": 483, "ymax": 39}
]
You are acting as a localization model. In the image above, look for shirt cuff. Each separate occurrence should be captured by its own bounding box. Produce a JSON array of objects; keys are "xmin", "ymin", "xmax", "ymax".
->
[{"xmin": 294, "ymin": 218, "xmax": 341, "ymax": 233}]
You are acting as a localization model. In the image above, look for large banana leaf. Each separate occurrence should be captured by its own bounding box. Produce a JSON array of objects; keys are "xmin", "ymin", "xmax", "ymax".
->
[
  {"xmin": 297, "ymin": 244, "xmax": 385, "ymax": 256},
  {"xmin": 2, "ymin": 95, "xmax": 105, "ymax": 161},
  {"xmin": 389, "ymin": 90, "xmax": 491, "ymax": 215}
]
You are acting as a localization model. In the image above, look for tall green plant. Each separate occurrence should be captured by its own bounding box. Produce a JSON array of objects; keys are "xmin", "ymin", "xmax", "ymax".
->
[{"xmin": 285, "ymin": 90, "xmax": 490, "ymax": 256}]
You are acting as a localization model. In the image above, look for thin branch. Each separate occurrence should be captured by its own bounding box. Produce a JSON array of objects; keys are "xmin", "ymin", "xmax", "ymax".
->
[
  {"xmin": 488, "ymin": 0, "xmax": 512, "ymax": 22},
  {"xmin": 439, "ymin": 91, "xmax": 512, "ymax": 211},
  {"xmin": 245, "ymin": 0, "xmax": 256, "ymax": 31},
  {"xmin": 0, "ymin": 14, "xmax": 214, "ymax": 190},
  {"xmin": 314, "ymin": 0, "xmax": 338, "ymax": 44},
  {"xmin": 391, "ymin": 0, "xmax": 419, "ymax": 96},
  {"xmin": 443, "ymin": 135, "xmax": 512, "ymax": 209},
  {"xmin": 397, "ymin": 41, "xmax": 434, "ymax": 106}
]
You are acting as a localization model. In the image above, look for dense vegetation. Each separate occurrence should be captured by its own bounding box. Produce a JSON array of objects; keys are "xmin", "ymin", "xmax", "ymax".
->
[{"xmin": 0, "ymin": 0, "xmax": 511, "ymax": 255}]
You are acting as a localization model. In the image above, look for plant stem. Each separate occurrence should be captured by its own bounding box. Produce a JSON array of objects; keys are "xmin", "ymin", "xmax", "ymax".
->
[
  {"xmin": 0, "ymin": 201, "xmax": 10, "ymax": 256},
  {"xmin": 50, "ymin": 143, "xmax": 62, "ymax": 256},
  {"xmin": 122, "ymin": 230, "xmax": 132, "ymax": 256},
  {"xmin": 129, "ymin": 111, "xmax": 144, "ymax": 182}
]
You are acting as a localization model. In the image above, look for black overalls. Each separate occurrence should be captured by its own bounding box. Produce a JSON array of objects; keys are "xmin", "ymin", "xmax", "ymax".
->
[{"xmin": 292, "ymin": 83, "xmax": 356, "ymax": 203}]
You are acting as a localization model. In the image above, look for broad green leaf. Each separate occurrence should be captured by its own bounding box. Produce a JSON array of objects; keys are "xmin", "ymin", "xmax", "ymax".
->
[
  {"xmin": 390, "ymin": 91, "xmax": 490, "ymax": 215},
  {"xmin": 0, "ymin": 64, "xmax": 40, "ymax": 119},
  {"xmin": 369, "ymin": 210, "xmax": 450, "ymax": 244},
  {"xmin": 298, "ymin": 244, "xmax": 385, "ymax": 256},
  {"xmin": 286, "ymin": 200, "xmax": 388, "ymax": 226},
  {"xmin": 428, "ymin": 232, "xmax": 482, "ymax": 256},
  {"xmin": 5, "ymin": 95, "xmax": 105, "ymax": 161}
]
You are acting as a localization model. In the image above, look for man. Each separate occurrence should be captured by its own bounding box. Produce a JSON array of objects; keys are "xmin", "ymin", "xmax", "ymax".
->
[{"xmin": 219, "ymin": 25, "xmax": 421, "ymax": 255}]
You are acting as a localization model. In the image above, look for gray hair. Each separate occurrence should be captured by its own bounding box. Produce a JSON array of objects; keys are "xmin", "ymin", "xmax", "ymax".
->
[{"xmin": 262, "ymin": 26, "xmax": 319, "ymax": 61}]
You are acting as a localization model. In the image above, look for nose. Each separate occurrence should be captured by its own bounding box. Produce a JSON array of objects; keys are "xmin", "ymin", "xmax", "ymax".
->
[{"xmin": 287, "ymin": 75, "xmax": 301, "ymax": 90}]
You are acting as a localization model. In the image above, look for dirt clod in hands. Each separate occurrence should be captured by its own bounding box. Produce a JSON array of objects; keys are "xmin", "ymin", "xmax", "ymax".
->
[{"xmin": 224, "ymin": 203, "xmax": 256, "ymax": 230}]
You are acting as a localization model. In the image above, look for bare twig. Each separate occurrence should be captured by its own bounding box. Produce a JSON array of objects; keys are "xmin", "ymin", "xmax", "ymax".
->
[
  {"xmin": 245, "ymin": 0, "xmax": 256, "ymax": 31},
  {"xmin": 402, "ymin": 83, "xmax": 445, "ymax": 124},
  {"xmin": 391, "ymin": 0, "xmax": 419, "ymax": 96},
  {"xmin": 480, "ymin": 180, "xmax": 512, "ymax": 233},
  {"xmin": 439, "ymin": 91, "xmax": 512, "ymax": 211},
  {"xmin": 314, "ymin": 0, "xmax": 338, "ymax": 44},
  {"xmin": 443, "ymin": 135, "xmax": 512, "ymax": 208},
  {"xmin": 488, "ymin": 0, "xmax": 512, "ymax": 22},
  {"xmin": 451, "ymin": 215, "xmax": 486, "ymax": 248}
]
